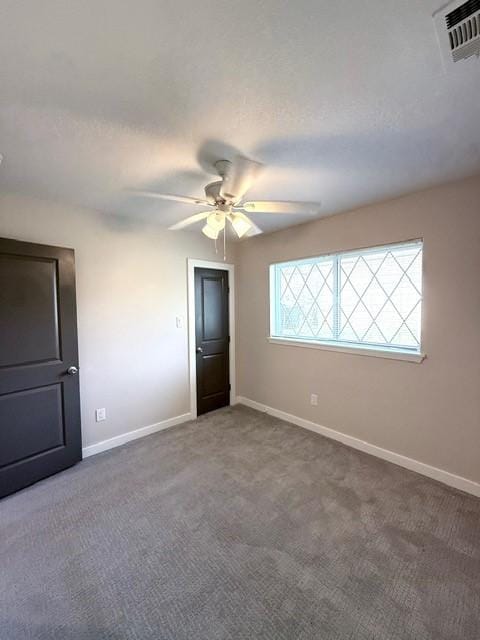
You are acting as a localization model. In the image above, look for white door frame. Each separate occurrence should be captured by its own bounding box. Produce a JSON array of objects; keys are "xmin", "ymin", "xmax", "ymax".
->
[{"xmin": 187, "ymin": 258, "xmax": 235, "ymax": 419}]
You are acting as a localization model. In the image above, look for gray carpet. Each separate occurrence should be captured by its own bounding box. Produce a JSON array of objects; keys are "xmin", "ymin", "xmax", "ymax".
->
[{"xmin": 1, "ymin": 406, "xmax": 479, "ymax": 640}]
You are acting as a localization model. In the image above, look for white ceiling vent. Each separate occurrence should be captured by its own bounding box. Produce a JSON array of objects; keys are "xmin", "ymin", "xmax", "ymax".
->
[{"xmin": 434, "ymin": 0, "xmax": 480, "ymax": 65}]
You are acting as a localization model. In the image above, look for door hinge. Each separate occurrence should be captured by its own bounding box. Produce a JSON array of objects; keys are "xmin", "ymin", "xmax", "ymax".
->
[
  {"xmin": 227, "ymin": 335, "xmax": 231, "ymax": 343},
  {"xmin": 228, "ymin": 383, "xmax": 231, "ymax": 391}
]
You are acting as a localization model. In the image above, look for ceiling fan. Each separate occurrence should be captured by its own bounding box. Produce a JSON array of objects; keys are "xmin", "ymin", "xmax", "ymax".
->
[{"xmin": 131, "ymin": 155, "xmax": 320, "ymax": 252}]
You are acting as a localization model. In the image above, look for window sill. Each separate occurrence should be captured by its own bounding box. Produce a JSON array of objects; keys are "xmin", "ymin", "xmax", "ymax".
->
[{"xmin": 267, "ymin": 337, "xmax": 426, "ymax": 363}]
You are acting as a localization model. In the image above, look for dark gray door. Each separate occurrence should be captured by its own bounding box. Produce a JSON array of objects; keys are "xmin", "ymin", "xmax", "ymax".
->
[
  {"xmin": 195, "ymin": 268, "xmax": 230, "ymax": 416},
  {"xmin": 0, "ymin": 238, "xmax": 82, "ymax": 499}
]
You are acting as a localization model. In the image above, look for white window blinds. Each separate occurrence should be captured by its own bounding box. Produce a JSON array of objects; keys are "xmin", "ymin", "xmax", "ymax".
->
[{"xmin": 270, "ymin": 240, "xmax": 423, "ymax": 353}]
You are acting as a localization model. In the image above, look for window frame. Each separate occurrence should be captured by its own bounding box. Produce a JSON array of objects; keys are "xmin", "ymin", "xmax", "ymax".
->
[{"xmin": 269, "ymin": 239, "xmax": 425, "ymax": 362}]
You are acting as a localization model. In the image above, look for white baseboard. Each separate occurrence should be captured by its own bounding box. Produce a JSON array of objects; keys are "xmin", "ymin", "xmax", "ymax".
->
[
  {"xmin": 82, "ymin": 412, "xmax": 192, "ymax": 459},
  {"xmin": 236, "ymin": 396, "xmax": 480, "ymax": 498}
]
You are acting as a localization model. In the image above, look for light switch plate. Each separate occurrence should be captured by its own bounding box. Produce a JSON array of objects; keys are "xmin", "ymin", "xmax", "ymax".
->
[{"xmin": 96, "ymin": 408, "xmax": 106, "ymax": 422}]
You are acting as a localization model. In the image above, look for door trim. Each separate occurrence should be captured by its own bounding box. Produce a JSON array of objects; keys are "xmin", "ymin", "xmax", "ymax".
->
[{"xmin": 187, "ymin": 259, "xmax": 235, "ymax": 419}]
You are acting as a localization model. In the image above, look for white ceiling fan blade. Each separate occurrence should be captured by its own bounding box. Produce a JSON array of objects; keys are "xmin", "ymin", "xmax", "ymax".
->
[
  {"xmin": 168, "ymin": 211, "xmax": 211, "ymax": 231},
  {"xmin": 233, "ymin": 211, "xmax": 262, "ymax": 237},
  {"xmin": 239, "ymin": 201, "xmax": 321, "ymax": 214},
  {"xmin": 129, "ymin": 190, "xmax": 212, "ymax": 207},
  {"xmin": 219, "ymin": 155, "xmax": 263, "ymax": 202}
]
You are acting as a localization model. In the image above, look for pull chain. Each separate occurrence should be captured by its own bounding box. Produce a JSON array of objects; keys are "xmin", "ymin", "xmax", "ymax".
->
[{"xmin": 223, "ymin": 224, "xmax": 226, "ymax": 261}]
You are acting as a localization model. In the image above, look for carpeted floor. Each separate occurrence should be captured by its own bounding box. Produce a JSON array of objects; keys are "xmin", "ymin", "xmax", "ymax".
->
[{"xmin": 1, "ymin": 405, "xmax": 479, "ymax": 640}]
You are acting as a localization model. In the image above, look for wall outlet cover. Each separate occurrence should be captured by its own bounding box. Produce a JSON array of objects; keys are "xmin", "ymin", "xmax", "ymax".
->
[
  {"xmin": 96, "ymin": 408, "xmax": 106, "ymax": 422},
  {"xmin": 310, "ymin": 394, "xmax": 318, "ymax": 406}
]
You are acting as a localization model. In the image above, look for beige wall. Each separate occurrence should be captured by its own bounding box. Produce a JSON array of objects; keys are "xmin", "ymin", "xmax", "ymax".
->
[
  {"xmin": 236, "ymin": 175, "xmax": 480, "ymax": 484},
  {"xmin": 0, "ymin": 193, "xmax": 233, "ymax": 448}
]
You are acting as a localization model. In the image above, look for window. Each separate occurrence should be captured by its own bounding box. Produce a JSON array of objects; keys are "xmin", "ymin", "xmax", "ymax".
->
[{"xmin": 270, "ymin": 240, "xmax": 423, "ymax": 355}]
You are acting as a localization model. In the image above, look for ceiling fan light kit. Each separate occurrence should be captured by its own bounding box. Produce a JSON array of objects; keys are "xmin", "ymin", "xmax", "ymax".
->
[
  {"xmin": 131, "ymin": 154, "xmax": 321, "ymax": 258},
  {"xmin": 206, "ymin": 212, "xmax": 226, "ymax": 232},
  {"xmin": 201, "ymin": 223, "xmax": 220, "ymax": 240},
  {"xmin": 230, "ymin": 213, "xmax": 251, "ymax": 238}
]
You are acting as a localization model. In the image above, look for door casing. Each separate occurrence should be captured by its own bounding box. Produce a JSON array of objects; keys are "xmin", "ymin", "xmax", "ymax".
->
[{"xmin": 187, "ymin": 259, "xmax": 235, "ymax": 418}]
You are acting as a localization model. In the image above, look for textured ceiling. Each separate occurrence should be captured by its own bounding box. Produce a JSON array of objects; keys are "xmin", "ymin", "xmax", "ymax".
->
[{"xmin": 0, "ymin": 0, "xmax": 479, "ymax": 235}]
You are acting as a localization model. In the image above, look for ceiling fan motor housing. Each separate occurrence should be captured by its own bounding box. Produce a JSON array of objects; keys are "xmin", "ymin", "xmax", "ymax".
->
[
  {"xmin": 205, "ymin": 180, "xmax": 225, "ymax": 205},
  {"xmin": 207, "ymin": 159, "xmax": 239, "ymax": 205}
]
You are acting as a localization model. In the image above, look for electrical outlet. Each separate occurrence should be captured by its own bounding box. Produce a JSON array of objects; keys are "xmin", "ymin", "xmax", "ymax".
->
[
  {"xmin": 310, "ymin": 394, "xmax": 318, "ymax": 406},
  {"xmin": 95, "ymin": 408, "xmax": 106, "ymax": 422}
]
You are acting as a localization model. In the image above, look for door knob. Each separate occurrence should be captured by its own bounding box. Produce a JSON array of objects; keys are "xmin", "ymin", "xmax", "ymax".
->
[
  {"xmin": 67, "ymin": 366, "xmax": 79, "ymax": 375},
  {"xmin": 196, "ymin": 347, "xmax": 203, "ymax": 354}
]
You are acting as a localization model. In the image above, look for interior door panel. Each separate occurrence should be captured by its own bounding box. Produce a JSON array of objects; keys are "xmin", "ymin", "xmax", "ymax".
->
[
  {"xmin": 0, "ymin": 238, "xmax": 82, "ymax": 499},
  {"xmin": 195, "ymin": 268, "xmax": 230, "ymax": 416}
]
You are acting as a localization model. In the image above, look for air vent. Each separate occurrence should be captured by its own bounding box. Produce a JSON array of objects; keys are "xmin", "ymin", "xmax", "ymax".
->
[{"xmin": 434, "ymin": 0, "xmax": 480, "ymax": 65}]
